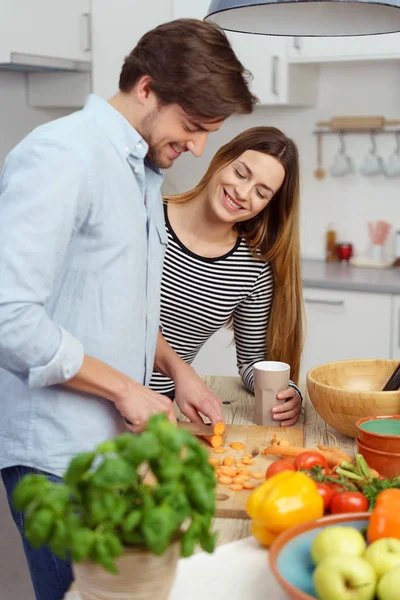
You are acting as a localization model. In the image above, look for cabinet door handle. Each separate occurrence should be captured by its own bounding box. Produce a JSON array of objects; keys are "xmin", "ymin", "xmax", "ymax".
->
[
  {"xmin": 293, "ymin": 37, "xmax": 301, "ymax": 50},
  {"xmin": 398, "ymin": 309, "xmax": 400, "ymax": 348},
  {"xmin": 305, "ymin": 298, "xmax": 345, "ymax": 306},
  {"xmin": 82, "ymin": 12, "xmax": 92, "ymax": 53},
  {"xmin": 271, "ymin": 56, "xmax": 279, "ymax": 96}
]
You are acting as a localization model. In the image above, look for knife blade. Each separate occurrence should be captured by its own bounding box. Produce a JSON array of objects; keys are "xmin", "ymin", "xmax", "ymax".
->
[{"xmin": 177, "ymin": 421, "xmax": 216, "ymax": 436}]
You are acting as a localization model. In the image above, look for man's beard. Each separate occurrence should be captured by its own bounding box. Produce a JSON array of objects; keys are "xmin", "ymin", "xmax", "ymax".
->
[{"xmin": 140, "ymin": 108, "xmax": 171, "ymax": 169}]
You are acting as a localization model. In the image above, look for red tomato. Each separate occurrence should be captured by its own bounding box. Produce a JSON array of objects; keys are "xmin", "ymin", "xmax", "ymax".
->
[
  {"xmin": 330, "ymin": 492, "xmax": 369, "ymax": 514},
  {"xmin": 315, "ymin": 483, "xmax": 334, "ymax": 511},
  {"xmin": 321, "ymin": 467, "xmax": 332, "ymax": 476},
  {"xmin": 266, "ymin": 460, "xmax": 296, "ymax": 479},
  {"xmin": 294, "ymin": 451, "xmax": 327, "ymax": 471}
]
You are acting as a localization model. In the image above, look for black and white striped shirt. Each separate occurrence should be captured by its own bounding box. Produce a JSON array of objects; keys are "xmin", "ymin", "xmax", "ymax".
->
[{"xmin": 149, "ymin": 205, "xmax": 301, "ymax": 400}]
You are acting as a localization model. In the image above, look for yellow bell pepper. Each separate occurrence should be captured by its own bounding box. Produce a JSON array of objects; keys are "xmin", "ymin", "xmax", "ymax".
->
[{"xmin": 246, "ymin": 471, "xmax": 324, "ymax": 546}]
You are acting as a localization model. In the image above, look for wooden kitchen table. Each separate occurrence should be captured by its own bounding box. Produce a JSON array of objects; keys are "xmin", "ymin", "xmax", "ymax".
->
[{"xmin": 64, "ymin": 376, "xmax": 357, "ymax": 599}]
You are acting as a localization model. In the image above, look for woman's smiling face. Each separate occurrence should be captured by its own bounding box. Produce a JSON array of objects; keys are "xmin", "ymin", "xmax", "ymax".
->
[{"xmin": 206, "ymin": 149, "xmax": 286, "ymax": 224}]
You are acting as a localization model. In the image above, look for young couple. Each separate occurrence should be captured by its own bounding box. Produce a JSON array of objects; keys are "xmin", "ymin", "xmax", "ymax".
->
[{"xmin": 0, "ymin": 17, "xmax": 303, "ymax": 600}]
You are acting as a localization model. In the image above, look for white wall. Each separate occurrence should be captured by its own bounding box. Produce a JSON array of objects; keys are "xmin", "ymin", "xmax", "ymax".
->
[
  {"xmin": 168, "ymin": 61, "xmax": 400, "ymax": 261},
  {"xmin": 0, "ymin": 71, "xmax": 73, "ymax": 166}
]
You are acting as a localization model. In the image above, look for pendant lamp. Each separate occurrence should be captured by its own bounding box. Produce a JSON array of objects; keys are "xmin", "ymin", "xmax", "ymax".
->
[{"xmin": 204, "ymin": 0, "xmax": 400, "ymax": 36}]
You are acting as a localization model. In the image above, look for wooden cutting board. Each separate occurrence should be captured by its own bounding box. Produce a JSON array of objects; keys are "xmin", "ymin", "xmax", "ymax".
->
[{"xmin": 204, "ymin": 425, "xmax": 303, "ymax": 519}]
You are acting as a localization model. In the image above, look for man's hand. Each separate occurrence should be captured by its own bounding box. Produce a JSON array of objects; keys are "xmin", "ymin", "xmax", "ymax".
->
[
  {"xmin": 64, "ymin": 355, "xmax": 176, "ymax": 433},
  {"xmin": 174, "ymin": 364, "xmax": 224, "ymax": 426},
  {"xmin": 114, "ymin": 379, "xmax": 176, "ymax": 433},
  {"xmin": 272, "ymin": 386, "xmax": 301, "ymax": 427}
]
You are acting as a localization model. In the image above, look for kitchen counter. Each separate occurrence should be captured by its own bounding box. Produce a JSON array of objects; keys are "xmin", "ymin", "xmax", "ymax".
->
[{"xmin": 302, "ymin": 259, "xmax": 400, "ymax": 294}]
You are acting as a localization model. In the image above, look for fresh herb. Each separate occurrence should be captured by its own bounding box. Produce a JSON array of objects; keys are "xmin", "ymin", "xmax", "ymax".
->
[
  {"xmin": 361, "ymin": 476, "xmax": 400, "ymax": 509},
  {"xmin": 306, "ymin": 465, "xmax": 358, "ymax": 491},
  {"xmin": 13, "ymin": 414, "xmax": 217, "ymax": 572}
]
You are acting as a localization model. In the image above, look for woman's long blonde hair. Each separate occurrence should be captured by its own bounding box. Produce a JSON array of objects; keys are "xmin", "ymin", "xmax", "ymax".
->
[{"xmin": 165, "ymin": 127, "xmax": 304, "ymax": 383}]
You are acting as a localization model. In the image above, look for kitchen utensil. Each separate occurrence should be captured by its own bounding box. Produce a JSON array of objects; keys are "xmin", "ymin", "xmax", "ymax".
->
[
  {"xmin": 317, "ymin": 116, "xmax": 387, "ymax": 131},
  {"xmin": 330, "ymin": 133, "xmax": 354, "ymax": 177},
  {"xmin": 203, "ymin": 424, "xmax": 303, "ymax": 519},
  {"xmin": 177, "ymin": 421, "xmax": 215, "ymax": 436},
  {"xmin": 306, "ymin": 359, "xmax": 400, "ymax": 438},
  {"xmin": 336, "ymin": 242, "xmax": 353, "ymax": 262},
  {"xmin": 269, "ymin": 513, "xmax": 370, "ymax": 600},
  {"xmin": 253, "ymin": 361, "xmax": 290, "ymax": 426},
  {"xmin": 385, "ymin": 132, "xmax": 400, "ymax": 177},
  {"xmin": 382, "ymin": 362, "xmax": 400, "ymax": 391},
  {"xmin": 357, "ymin": 438, "xmax": 400, "ymax": 478},
  {"xmin": 313, "ymin": 133, "xmax": 326, "ymax": 180},
  {"xmin": 356, "ymin": 415, "xmax": 400, "ymax": 452},
  {"xmin": 360, "ymin": 131, "xmax": 384, "ymax": 176},
  {"xmin": 368, "ymin": 220, "xmax": 391, "ymax": 263}
]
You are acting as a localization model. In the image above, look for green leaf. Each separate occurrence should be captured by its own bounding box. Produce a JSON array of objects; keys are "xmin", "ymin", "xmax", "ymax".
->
[
  {"xmin": 25, "ymin": 508, "xmax": 55, "ymax": 548},
  {"xmin": 48, "ymin": 520, "xmax": 69, "ymax": 559},
  {"xmin": 120, "ymin": 432, "xmax": 159, "ymax": 465},
  {"xmin": 64, "ymin": 452, "xmax": 95, "ymax": 485},
  {"xmin": 181, "ymin": 530, "xmax": 196, "ymax": 558},
  {"xmin": 41, "ymin": 486, "xmax": 70, "ymax": 516},
  {"xmin": 199, "ymin": 531, "xmax": 216, "ymax": 554},
  {"xmin": 12, "ymin": 475, "xmax": 49, "ymax": 511},
  {"xmin": 92, "ymin": 538, "xmax": 117, "ymax": 574},
  {"xmin": 95, "ymin": 440, "xmax": 117, "ymax": 454},
  {"xmin": 103, "ymin": 532, "xmax": 123, "ymax": 558},
  {"xmin": 91, "ymin": 458, "xmax": 136, "ymax": 489},
  {"xmin": 70, "ymin": 528, "xmax": 96, "ymax": 562},
  {"xmin": 122, "ymin": 510, "xmax": 142, "ymax": 534}
]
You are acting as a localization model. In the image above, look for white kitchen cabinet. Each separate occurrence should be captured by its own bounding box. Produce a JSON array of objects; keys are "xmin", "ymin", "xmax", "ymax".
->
[
  {"xmin": 391, "ymin": 295, "xmax": 400, "ymax": 360},
  {"xmin": 228, "ymin": 32, "xmax": 317, "ymax": 107},
  {"xmin": 173, "ymin": 0, "xmax": 317, "ymax": 106},
  {"xmin": 300, "ymin": 287, "xmax": 392, "ymax": 380},
  {"xmin": 91, "ymin": 0, "xmax": 173, "ymax": 99},
  {"xmin": 288, "ymin": 33, "xmax": 400, "ymax": 64},
  {"xmin": 0, "ymin": 0, "xmax": 91, "ymax": 67}
]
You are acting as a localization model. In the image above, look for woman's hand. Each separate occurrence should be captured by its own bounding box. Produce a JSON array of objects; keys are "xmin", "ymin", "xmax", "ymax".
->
[
  {"xmin": 272, "ymin": 386, "xmax": 301, "ymax": 427},
  {"xmin": 174, "ymin": 364, "xmax": 224, "ymax": 426}
]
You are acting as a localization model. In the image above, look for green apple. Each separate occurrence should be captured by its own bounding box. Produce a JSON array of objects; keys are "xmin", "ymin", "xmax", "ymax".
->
[
  {"xmin": 377, "ymin": 566, "xmax": 400, "ymax": 600},
  {"xmin": 364, "ymin": 538, "xmax": 400, "ymax": 579},
  {"xmin": 313, "ymin": 554, "xmax": 377, "ymax": 600},
  {"xmin": 311, "ymin": 526, "xmax": 367, "ymax": 565}
]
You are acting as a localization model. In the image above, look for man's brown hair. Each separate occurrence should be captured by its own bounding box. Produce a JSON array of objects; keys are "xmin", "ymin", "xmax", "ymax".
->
[{"xmin": 119, "ymin": 19, "xmax": 257, "ymax": 120}]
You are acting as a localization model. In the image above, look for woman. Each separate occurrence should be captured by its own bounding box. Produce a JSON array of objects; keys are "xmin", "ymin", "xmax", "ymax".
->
[{"xmin": 150, "ymin": 127, "xmax": 304, "ymax": 427}]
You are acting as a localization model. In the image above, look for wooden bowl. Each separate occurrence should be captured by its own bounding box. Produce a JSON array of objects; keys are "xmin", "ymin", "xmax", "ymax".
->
[
  {"xmin": 357, "ymin": 438, "xmax": 400, "ymax": 478},
  {"xmin": 356, "ymin": 415, "xmax": 400, "ymax": 453},
  {"xmin": 269, "ymin": 512, "xmax": 370, "ymax": 600},
  {"xmin": 306, "ymin": 359, "xmax": 400, "ymax": 438}
]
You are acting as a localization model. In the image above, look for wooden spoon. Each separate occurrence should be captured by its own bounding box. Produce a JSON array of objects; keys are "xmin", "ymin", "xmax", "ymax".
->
[{"xmin": 314, "ymin": 133, "xmax": 326, "ymax": 180}]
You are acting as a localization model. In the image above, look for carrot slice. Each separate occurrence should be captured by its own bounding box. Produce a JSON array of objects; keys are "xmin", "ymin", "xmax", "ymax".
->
[
  {"xmin": 214, "ymin": 422, "xmax": 226, "ymax": 436},
  {"xmin": 229, "ymin": 442, "xmax": 245, "ymax": 451},
  {"xmin": 200, "ymin": 434, "xmax": 223, "ymax": 448},
  {"xmin": 213, "ymin": 447, "xmax": 228, "ymax": 454}
]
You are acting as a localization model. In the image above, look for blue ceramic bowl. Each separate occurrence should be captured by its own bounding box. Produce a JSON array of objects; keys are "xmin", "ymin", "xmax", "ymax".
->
[{"xmin": 269, "ymin": 513, "xmax": 370, "ymax": 600}]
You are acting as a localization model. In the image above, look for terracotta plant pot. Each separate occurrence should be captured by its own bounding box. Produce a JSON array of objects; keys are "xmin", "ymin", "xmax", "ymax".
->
[{"xmin": 73, "ymin": 541, "xmax": 180, "ymax": 600}]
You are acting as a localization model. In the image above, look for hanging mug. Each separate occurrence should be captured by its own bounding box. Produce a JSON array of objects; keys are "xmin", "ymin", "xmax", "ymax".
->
[
  {"xmin": 330, "ymin": 133, "xmax": 354, "ymax": 177},
  {"xmin": 360, "ymin": 132, "xmax": 384, "ymax": 176},
  {"xmin": 385, "ymin": 132, "xmax": 400, "ymax": 178}
]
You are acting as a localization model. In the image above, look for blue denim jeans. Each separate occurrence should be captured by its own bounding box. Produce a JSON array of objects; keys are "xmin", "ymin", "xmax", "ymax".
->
[{"xmin": 1, "ymin": 466, "xmax": 73, "ymax": 600}]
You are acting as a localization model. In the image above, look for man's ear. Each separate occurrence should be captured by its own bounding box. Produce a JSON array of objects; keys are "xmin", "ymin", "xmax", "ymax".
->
[{"xmin": 135, "ymin": 75, "xmax": 153, "ymax": 105}]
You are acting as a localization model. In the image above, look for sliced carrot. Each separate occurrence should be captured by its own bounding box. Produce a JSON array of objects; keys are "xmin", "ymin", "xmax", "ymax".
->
[
  {"xmin": 233, "ymin": 476, "xmax": 246, "ymax": 484},
  {"xmin": 208, "ymin": 458, "xmax": 220, "ymax": 467},
  {"xmin": 252, "ymin": 472, "xmax": 265, "ymax": 480},
  {"xmin": 218, "ymin": 475, "xmax": 233, "ymax": 485},
  {"xmin": 220, "ymin": 467, "xmax": 237, "ymax": 478},
  {"xmin": 200, "ymin": 434, "xmax": 223, "ymax": 448},
  {"xmin": 214, "ymin": 422, "xmax": 226, "ymax": 436},
  {"xmin": 213, "ymin": 447, "xmax": 228, "ymax": 454},
  {"xmin": 230, "ymin": 442, "xmax": 245, "ymax": 451},
  {"xmin": 230, "ymin": 484, "xmax": 243, "ymax": 491},
  {"xmin": 223, "ymin": 456, "xmax": 235, "ymax": 467},
  {"xmin": 243, "ymin": 481, "xmax": 255, "ymax": 490}
]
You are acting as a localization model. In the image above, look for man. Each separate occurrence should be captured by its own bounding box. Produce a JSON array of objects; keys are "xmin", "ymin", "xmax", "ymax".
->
[{"xmin": 0, "ymin": 18, "xmax": 256, "ymax": 599}]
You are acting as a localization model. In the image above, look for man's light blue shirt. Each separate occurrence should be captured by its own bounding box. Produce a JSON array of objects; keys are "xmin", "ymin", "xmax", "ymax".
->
[{"xmin": 0, "ymin": 94, "xmax": 166, "ymax": 476}]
